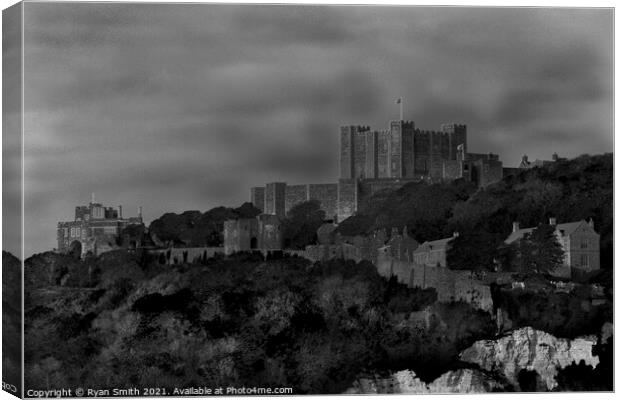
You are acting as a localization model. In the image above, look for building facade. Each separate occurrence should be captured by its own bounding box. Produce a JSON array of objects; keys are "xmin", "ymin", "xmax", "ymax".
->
[
  {"xmin": 504, "ymin": 218, "xmax": 600, "ymax": 278},
  {"xmin": 57, "ymin": 199, "xmax": 144, "ymax": 257},
  {"xmin": 223, "ymin": 214, "xmax": 283, "ymax": 255},
  {"xmin": 340, "ymin": 121, "xmax": 467, "ymax": 181},
  {"xmin": 412, "ymin": 235, "xmax": 456, "ymax": 268}
]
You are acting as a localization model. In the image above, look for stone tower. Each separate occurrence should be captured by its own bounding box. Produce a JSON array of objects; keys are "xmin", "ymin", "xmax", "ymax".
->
[{"xmin": 264, "ymin": 182, "xmax": 286, "ymax": 217}]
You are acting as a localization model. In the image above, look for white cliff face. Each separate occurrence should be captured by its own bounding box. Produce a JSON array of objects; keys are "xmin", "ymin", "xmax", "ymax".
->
[
  {"xmin": 345, "ymin": 369, "xmax": 505, "ymax": 394},
  {"xmin": 459, "ymin": 326, "xmax": 599, "ymax": 391}
]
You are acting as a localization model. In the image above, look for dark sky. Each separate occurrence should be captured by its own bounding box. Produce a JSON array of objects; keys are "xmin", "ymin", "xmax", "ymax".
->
[{"xmin": 17, "ymin": 3, "xmax": 612, "ymax": 257}]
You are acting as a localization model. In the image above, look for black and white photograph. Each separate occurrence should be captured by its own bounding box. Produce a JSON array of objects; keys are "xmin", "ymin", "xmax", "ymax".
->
[{"xmin": 1, "ymin": 1, "xmax": 615, "ymax": 397}]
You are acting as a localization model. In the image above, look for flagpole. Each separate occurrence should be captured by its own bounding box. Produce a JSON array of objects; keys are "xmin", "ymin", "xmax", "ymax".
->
[{"xmin": 400, "ymin": 98, "xmax": 403, "ymax": 121}]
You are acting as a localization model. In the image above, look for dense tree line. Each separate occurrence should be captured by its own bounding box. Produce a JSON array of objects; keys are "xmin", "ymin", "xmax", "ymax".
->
[
  {"xmin": 281, "ymin": 200, "xmax": 326, "ymax": 249},
  {"xmin": 335, "ymin": 154, "xmax": 612, "ymax": 271},
  {"xmin": 2, "ymin": 252, "xmax": 22, "ymax": 394},
  {"xmin": 148, "ymin": 202, "xmax": 261, "ymax": 247},
  {"xmin": 448, "ymin": 154, "xmax": 612, "ymax": 270},
  {"xmin": 23, "ymin": 251, "xmax": 498, "ymax": 393},
  {"xmin": 337, "ymin": 179, "xmax": 476, "ymax": 242},
  {"xmin": 491, "ymin": 282, "xmax": 612, "ymax": 339}
]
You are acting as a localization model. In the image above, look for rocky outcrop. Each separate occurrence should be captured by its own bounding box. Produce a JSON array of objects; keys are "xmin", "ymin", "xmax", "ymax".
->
[
  {"xmin": 459, "ymin": 326, "xmax": 599, "ymax": 391},
  {"xmin": 346, "ymin": 368, "xmax": 507, "ymax": 394}
]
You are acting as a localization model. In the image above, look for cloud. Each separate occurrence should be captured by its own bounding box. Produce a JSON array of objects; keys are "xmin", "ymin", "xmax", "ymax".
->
[{"xmin": 20, "ymin": 4, "xmax": 612, "ymax": 256}]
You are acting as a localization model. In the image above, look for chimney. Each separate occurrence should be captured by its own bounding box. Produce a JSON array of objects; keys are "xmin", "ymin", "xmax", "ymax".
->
[
  {"xmin": 138, "ymin": 206, "xmax": 143, "ymax": 219},
  {"xmin": 403, "ymin": 225, "xmax": 409, "ymax": 238},
  {"xmin": 552, "ymin": 152, "xmax": 559, "ymax": 161},
  {"xmin": 118, "ymin": 205, "xmax": 123, "ymax": 219},
  {"xmin": 588, "ymin": 218, "xmax": 594, "ymax": 229},
  {"xmin": 512, "ymin": 222, "xmax": 520, "ymax": 233},
  {"xmin": 549, "ymin": 217, "xmax": 557, "ymax": 226}
]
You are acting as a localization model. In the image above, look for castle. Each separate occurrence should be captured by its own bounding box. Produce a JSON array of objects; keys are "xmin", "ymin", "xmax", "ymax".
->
[
  {"xmin": 56, "ymin": 195, "xmax": 145, "ymax": 257},
  {"xmin": 249, "ymin": 119, "xmax": 506, "ymax": 222}
]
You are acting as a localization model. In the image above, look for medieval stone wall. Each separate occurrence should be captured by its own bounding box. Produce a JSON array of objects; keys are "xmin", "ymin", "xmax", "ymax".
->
[
  {"xmin": 375, "ymin": 249, "xmax": 510, "ymax": 313},
  {"xmin": 377, "ymin": 130, "xmax": 390, "ymax": 178},
  {"xmin": 223, "ymin": 219, "xmax": 257, "ymax": 255},
  {"xmin": 294, "ymin": 243, "xmax": 362, "ymax": 263},
  {"xmin": 337, "ymin": 180, "xmax": 358, "ymax": 222},
  {"xmin": 249, "ymin": 187, "xmax": 265, "ymax": 212},
  {"xmin": 441, "ymin": 159, "xmax": 463, "ymax": 181},
  {"xmin": 224, "ymin": 215, "xmax": 283, "ymax": 255},
  {"xmin": 284, "ymin": 185, "xmax": 309, "ymax": 214},
  {"xmin": 257, "ymin": 214, "xmax": 283, "ymax": 250},
  {"xmin": 308, "ymin": 183, "xmax": 338, "ymax": 220},
  {"xmin": 248, "ymin": 120, "xmax": 507, "ymax": 224},
  {"xmin": 264, "ymin": 182, "xmax": 286, "ymax": 217}
]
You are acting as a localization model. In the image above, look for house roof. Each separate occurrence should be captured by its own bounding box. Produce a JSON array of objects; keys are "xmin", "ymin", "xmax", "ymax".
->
[
  {"xmin": 504, "ymin": 220, "xmax": 587, "ymax": 244},
  {"xmin": 413, "ymin": 237, "xmax": 453, "ymax": 254}
]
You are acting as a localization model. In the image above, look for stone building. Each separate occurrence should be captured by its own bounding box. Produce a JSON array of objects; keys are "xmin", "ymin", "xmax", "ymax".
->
[
  {"xmin": 250, "ymin": 117, "xmax": 510, "ymax": 223},
  {"xmin": 412, "ymin": 234, "xmax": 457, "ymax": 268},
  {"xmin": 223, "ymin": 214, "xmax": 283, "ymax": 255},
  {"xmin": 340, "ymin": 121, "xmax": 467, "ymax": 181},
  {"xmin": 385, "ymin": 226, "xmax": 419, "ymax": 261},
  {"xmin": 519, "ymin": 153, "xmax": 565, "ymax": 169},
  {"xmin": 504, "ymin": 218, "xmax": 600, "ymax": 278},
  {"xmin": 57, "ymin": 197, "xmax": 144, "ymax": 257},
  {"xmin": 250, "ymin": 182, "xmax": 338, "ymax": 221}
]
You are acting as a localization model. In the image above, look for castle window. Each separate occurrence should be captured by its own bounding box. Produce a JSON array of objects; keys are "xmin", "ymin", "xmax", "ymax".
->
[
  {"xmin": 76, "ymin": 227, "xmax": 81, "ymax": 237},
  {"xmin": 580, "ymin": 239, "xmax": 588, "ymax": 249},
  {"xmin": 70, "ymin": 227, "xmax": 75, "ymax": 237},
  {"xmin": 580, "ymin": 254, "xmax": 589, "ymax": 267}
]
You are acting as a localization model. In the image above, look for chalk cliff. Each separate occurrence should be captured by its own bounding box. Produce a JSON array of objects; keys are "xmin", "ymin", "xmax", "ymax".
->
[
  {"xmin": 459, "ymin": 326, "xmax": 599, "ymax": 391},
  {"xmin": 346, "ymin": 368, "xmax": 506, "ymax": 394}
]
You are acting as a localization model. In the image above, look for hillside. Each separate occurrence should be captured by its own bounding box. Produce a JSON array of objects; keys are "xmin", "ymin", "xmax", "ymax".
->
[
  {"xmin": 23, "ymin": 250, "xmax": 510, "ymax": 393},
  {"xmin": 337, "ymin": 153, "xmax": 613, "ymax": 269},
  {"xmin": 337, "ymin": 179, "xmax": 477, "ymax": 241},
  {"xmin": 21, "ymin": 249, "xmax": 612, "ymax": 393},
  {"xmin": 3, "ymin": 252, "xmax": 22, "ymax": 394}
]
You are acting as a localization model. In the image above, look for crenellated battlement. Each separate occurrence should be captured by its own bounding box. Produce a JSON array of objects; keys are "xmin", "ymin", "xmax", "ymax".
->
[{"xmin": 250, "ymin": 115, "xmax": 503, "ymax": 223}]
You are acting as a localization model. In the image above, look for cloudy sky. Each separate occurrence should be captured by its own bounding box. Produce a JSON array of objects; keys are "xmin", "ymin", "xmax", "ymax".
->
[{"xmin": 14, "ymin": 3, "xmax": 613, "ymax": 257}]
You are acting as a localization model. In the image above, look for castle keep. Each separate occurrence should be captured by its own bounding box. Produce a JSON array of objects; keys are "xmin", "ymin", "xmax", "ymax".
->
[
  {"xmin": 250, "ymin": 118, "xmax": 505, "ymax": 222},
  {"xmin": 339, "ymin": 121, "xmax": 467, "ymax": 181}
]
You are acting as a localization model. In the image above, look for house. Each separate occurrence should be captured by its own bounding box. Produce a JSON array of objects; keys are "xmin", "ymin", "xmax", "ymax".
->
[
  {"xmin": 56, "ymin": 196, "xmax": 144, "ymax": 257},
  {"xmin": 412, "ymin": 233, "xmax": 458, "ymax": 267},
  {"xmin": 504, "ymin": 218, "xmax": 600, "ymax": 278}
]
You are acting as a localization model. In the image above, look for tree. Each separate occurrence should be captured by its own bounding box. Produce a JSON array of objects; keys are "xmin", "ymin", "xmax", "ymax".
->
[
  {"xmin": 446, "ymin": 230, "xmax": 502, "ymax": 271},
  {"xmin": 282, "ymin": 200, "xmax": 326, "ymax": 249},
  {"xmin": 512, "ymin": 223, "xmax": 564, "ymax": 275}
]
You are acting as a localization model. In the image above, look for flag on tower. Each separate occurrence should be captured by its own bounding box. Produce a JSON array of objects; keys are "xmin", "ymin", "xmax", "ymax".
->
[{"xmin": 396, "ymin": 97, "xmax": 402, "ymax": 104}]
